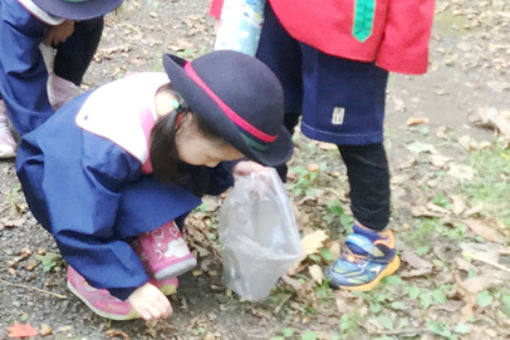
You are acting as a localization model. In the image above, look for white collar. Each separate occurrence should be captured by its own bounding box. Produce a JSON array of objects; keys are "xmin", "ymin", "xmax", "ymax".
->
[{"xmin": 16, "ymin": 0, "xmax": 65, "ymax": 25}]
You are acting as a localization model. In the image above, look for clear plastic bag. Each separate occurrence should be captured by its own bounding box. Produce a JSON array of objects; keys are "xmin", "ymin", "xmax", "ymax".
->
[{"xmin": 219, "ymin": 169, "xmax": 302, "ymax": 301}]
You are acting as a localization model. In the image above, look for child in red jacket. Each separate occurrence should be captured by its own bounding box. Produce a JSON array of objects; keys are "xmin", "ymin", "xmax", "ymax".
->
[{"xmin": 211, "ymin": 0, "xmax": 435, "ymax": 291}]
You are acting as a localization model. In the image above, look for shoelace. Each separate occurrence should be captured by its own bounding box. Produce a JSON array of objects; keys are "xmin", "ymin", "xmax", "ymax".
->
[{"xmin": 342, "ymin": 247, "xmax": 368, "ymax": 264}]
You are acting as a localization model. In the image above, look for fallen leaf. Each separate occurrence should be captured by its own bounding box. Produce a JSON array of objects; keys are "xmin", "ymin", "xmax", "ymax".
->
[
  {"xmin": 460, "ymin": 242, "xmax": 500, "ymax": 263},
  {"xmin": 469, "ymin": 107, "xmax": 510, "ymax": 143},
  {"xmin": 448, "ymin": 164, "xmax": 475, "ymax": 181},
  {"xmin": 288, "ymin": 230, "xmax": 329, "ymax": 275},
  {"xmin": 308, "ymin": 264, "xmax": 324, "ymax": 284},
  {"xmin": 328, "ymin": 241, "xmax": 341, "ymax": 260},
  {"xmin": 167, "ymin": 38, "xmax": 194, "ymax": 52},
  {"xmin": 39, "ymin": 324, "xmax": 52, "ymax": 337},
  {"xmin": 458, "ymin": 135, "xmax": 475, "ymax": 152},
  {"xmin": 428, "ymin": 154, "xmax": 452, "ymax": 168},
  {"xmin": 204, "ymin": 332, "xmax": 216, "ymax": 340},
  {"xmin": 390, "ymin": 95, "xmax": 406, "ymax": 112},
  {"xmin": 7, "ymin": 322, "xmax": 38, "ymax": 338},
  {"xmin": 307, "ymin": 163, "xmax": 320, "ymax": 172},
  {"xmin": 426, "ymin": 202, "xmax": 450, "ymax": 215},
  {"xmin": 401, "ymin": 250, "xmax": 433, "ymax": 270},
  {"xmin": 0, "ymin": 216, "xmax": 27, "ymax": 228},
  {"xmin": 449, "ymin": 194, "xmax": 467, "ymax": 215},
  {"xmin": 105, "ymin": 329, "xmax": 130, "ymax": 340},
  {"xmin": 399, "ymin": 267, "xmax": 434, "ymax": 278},
  {"xmin": 406, "ymin": 141, "xmax": 438, "ymax": 155},
  {"xmin": 318, "ymin": 142, "xmax": 337, "ymax": 150},
  {"xmin": 436, "ymin": 125, "xmax": 449, "ymax": 139},
  {"xmin": 462, "ymin": 202, "xmax": 484, "ymax": 218},
  {"xmin": 406, "ymin": 116, "xmax": 429, "ymax": 126},
  {"xmin": 437, "ymin": 300, "xmax": 464, "ymax": 313},
  {"xmin": 463, "ymin": 219, "xmax": 504, "ymax": 243},
  {"xmin": 281, "ymin": 275, "xmax": 303, "ymax": 291},
  {"xmin": 457, "ymin": 273, "xmax": 504, "ymax": 295}
]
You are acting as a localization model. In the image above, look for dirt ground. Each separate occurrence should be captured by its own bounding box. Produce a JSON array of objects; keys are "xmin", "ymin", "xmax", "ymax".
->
[{"xmin": 1, "ymin": 0, "xmax": 509, "ymax": 339}]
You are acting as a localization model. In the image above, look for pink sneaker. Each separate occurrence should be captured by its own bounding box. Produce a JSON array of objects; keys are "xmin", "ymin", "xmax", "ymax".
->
[
  {"xmin": 66, "ymin": 266, "xmax": 138, "ymax": 321},
  {"xmin": 0, "ymin": 100, "xmax": 16, "ymax": 159},
  {"xmin": 132, "ymin": 221, "xmax": 197, "ymax": 280}
]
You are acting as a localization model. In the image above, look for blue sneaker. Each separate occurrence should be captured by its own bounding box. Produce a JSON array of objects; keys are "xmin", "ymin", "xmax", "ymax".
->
[{"xmin": 326, "ymin": 224, "xmax": 400, "ymax": 291}]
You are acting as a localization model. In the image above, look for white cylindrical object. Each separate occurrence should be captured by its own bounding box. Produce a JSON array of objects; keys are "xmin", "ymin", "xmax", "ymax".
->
[{"xmin": 214, "ymin": 0, "xmax": 266, "ymax": 56}]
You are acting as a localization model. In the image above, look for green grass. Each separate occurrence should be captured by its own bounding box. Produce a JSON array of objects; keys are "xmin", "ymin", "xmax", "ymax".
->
[{"xmin": 459, "ymin": 142, "xmax": 510, "ymax": 226}]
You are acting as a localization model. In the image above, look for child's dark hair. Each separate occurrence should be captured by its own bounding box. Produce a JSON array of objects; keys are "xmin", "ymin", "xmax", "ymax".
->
[{"xmin": 150, "ymin": 91, "xmax": 226, "ymax": 184}]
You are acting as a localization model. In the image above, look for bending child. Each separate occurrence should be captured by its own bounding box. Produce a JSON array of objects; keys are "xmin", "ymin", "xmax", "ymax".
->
[
  {"xmin": 16, "ymin": 50, "xmax": 293, "ymax": 321},
  {"xmin": 0, "ymin": 0, "xmax": 123, "ymax": 158}
]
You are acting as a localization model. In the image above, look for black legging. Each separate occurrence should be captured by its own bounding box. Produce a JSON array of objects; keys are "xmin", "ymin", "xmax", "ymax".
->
[
  {"xmin": 53, "ymin": 17, "xmax": 104, "ymax": 86},
  {"xmin": 276, "ymin": 113, "xmax": 390, "ymax": 231}
]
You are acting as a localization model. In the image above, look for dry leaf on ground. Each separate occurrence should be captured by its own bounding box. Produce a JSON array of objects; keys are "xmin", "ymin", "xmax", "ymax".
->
[
  {"xmin": 463, "ymin": 219, "xmax": 504, "ymax": 243},
  {"xmin": 287, "ymin": 230, "xmax": 328, "ymax": 275},
  {"xmin": 308, "ymin": 264, "xmax": 324, "ymax": 284},
  {"xmin": 7, "ymin": 322, "xmax": 38, "ymax": 338},
  {"xmin": 406, "ymin": 116, "xmax": 429, "ymax": 126},
  {"xmin": 105, "ymin": 329, "xmax": 130, "ymax": 340}
]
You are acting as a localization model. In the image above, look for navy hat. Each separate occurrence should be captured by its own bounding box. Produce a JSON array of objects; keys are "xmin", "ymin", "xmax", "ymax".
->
[
  {"xmin": 32, "ymin": 0, "xmax": 123, "ymax": 20},
  {"xmin": 163, "ymin": 50, "xmax": 293, "ymax": 167}
]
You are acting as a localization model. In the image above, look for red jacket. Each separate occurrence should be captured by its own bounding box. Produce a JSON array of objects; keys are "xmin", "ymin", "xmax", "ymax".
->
[{"xmin": 210, "ymin": 0, "xmax": 435, "ymax": 75}]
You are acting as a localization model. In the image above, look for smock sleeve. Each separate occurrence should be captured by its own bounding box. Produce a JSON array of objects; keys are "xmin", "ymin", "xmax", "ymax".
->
[
  {"xmin": 375, "ymin": 0, "xmax": 435, "ymax": 75},
  {"xmin": 0, "ymin": 0, "xmax": 53, "ymax": 134},
  {"xmin": 206, "ymin": 160, "xmax": 236, "ymax": 195}
]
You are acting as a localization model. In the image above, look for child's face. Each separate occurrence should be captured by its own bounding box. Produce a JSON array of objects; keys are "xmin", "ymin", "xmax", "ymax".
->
[{"xmin": 175, "ymin": 116, "xmax": 243, "ymax": 167}]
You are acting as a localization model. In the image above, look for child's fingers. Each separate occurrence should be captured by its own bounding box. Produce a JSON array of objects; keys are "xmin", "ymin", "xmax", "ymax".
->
[
  {"xmin": 137, "ymin": 307, "xmax": 152, "ymax": 321},
  {"xmin": 145, "ymin": 304, "xmax": 163, "ymax": 320}
]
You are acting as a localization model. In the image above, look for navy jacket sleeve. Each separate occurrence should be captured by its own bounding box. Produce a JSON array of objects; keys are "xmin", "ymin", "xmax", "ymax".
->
[
  {"xmin": 0, "ymin": 0, "xmax": 53, "ymax": 134},
  {"xmin": 206, "ymin": 160, "xmax": 237, "ymax": 195}
]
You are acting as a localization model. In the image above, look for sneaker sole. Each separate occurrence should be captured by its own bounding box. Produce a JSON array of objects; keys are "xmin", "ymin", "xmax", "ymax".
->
[
  {"xmin": 154, "ymin": 257, "xmax": 197, "ymax": 280},
  {"xmin": 67, "ymin": 281, "xmax": 139, "ymax": 321},
  {"xmin": 338, "ymin": 255, "xmax": 401, "ymax": 292}
]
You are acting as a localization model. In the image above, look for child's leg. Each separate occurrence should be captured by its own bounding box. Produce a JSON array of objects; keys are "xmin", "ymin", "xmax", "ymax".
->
[
  {"xmin": 0, "ymin": 98, "xmax": 16, "ymax": 159},
  {"xmin": 53, "ymin": 17, "xmax": 104, "ymax": 86},
  {"xmin": 132, "ymin": 221, "xmax": 197, "ymax": 280},
  {"xmin": 338, "ymin": 143, "xmax": 390, "ymax": 231},
  {"xmin": 325, "ymin": 143, "xmax": 399, "ymax": 291}
]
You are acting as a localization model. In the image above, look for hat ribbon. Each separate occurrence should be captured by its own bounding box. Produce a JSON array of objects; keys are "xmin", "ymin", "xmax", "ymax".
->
[{"xmin": 184, "ymin": 62, "xmax": 277, "ymax": 144}]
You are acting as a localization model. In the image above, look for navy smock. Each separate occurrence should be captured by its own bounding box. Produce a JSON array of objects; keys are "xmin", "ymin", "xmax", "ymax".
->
[
  {"xmin": 0, "ymin": 0, "xmax": 54, "ymax": 134},
  {"xmin": 16, "ymin": 73, "xmax": 235, "ymax": 299}
]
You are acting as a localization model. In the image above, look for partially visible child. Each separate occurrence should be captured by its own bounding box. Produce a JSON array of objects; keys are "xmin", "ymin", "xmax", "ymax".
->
[
  {"xmin": 16, "ymin": 50, "xmax": 293, "ymax": 320},
  {"xmin": 211, "ymin": 0, "xmax": 435, "ymax": 291},
  {"xmin": 0, "ymin": 0, "xmax": 123, "ymax": 157}
]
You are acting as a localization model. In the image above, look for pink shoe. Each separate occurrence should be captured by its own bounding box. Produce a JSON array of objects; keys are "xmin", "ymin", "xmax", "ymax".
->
[
  {"xmin": 66, "ymin": 266, "xmax": 139, "ymax": 321},
  {"xmin": 0, "ymin": 100, "xmax": 16, "ymax": 159},
  {"xmin": 132, "ymin": 221, "xmax": 197, "ymax": 280}
]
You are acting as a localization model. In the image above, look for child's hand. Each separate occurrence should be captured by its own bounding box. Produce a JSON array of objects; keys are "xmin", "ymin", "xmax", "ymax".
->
[
  {"xmin": 44, "ymin": 20, "xmax": 75, "ymax": 46},
  {"xmin": 128, "ymin": 282, "xmax": 173, "ymax": 320},
  {"xmin": 232, "ymin": 160, "xmax": 267, "ymax": 180}
]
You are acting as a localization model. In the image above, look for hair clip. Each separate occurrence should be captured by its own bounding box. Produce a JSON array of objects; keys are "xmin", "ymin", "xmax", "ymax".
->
[{"xmin": 169, "ymin": 90, "xmax": 190, "ymax": 114}]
